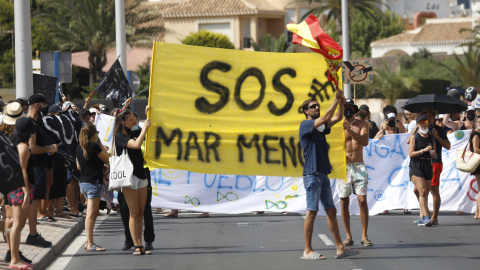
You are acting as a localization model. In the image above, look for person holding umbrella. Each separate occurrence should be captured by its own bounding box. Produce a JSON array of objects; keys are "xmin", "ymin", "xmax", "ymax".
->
[
  {"xmin": 409, "ymin": 108, "xmax": 450, "ymax": 225},
  {"xmin": 409, "ymin": 115, "xmax": 436, "ymax": 226}
]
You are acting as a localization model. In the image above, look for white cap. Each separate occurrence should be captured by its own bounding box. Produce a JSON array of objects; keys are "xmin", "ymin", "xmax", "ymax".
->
[
  {"xmin": 386, "ymin": 112, "xmax": 396, "ymax": 120},
  {"xmin": 89, "ymin": 108, "xmax": 97, "ymax": 114},
  {"xmin": 436, "ymin": 114, "xmax": 445, "ymax": 119},
  {"xmin": 467, "ymin": 105, "xmax": 475, "ymax": 111}
]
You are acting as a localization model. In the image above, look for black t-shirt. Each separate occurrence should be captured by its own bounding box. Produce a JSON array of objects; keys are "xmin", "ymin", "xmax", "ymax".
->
[
  {"xmin": 414, "ymin": 133, "xmax": 435, "ymax": 159},
  {"xmin": 114, "ymin": 132, "xmax": 147, "ymax": 179},
  {"xmin": 431, "ymin": 125, "xmax": 448, "ymax": 163},
  {"xmin": 368, "ymin": 120, "xmax": 379, "ymax": 139},
  {"xmin": 76, "ymin": 142, "xmax": 104, "ymax": 184}
]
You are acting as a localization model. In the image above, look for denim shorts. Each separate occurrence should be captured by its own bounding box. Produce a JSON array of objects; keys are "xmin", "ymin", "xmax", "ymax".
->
[
  {"xmin": 303, "ymin": 172, "xmax": 335, "ymax": 211},
  {"xmin": 123, "ymin": 175, "xmax": 148, "ymax": 190},
  {"xmin": 80, "ymin": 181, "xmax": 102, "ymax": 199}
]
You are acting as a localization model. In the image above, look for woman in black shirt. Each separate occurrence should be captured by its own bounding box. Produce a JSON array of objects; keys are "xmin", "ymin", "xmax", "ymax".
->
[
  {"xmin": 6, "ymin": 117, "xmax": 37, "ymax": 269},
  {"xmin": 76, "ymin": 124, "xmax": 109, "ymax": 252},
  {"xmin": 409, "ymin": 115, "xmax": 436, "ymax": 227},
  {"xmin": 468, "ymin": 116, "xmax": 480, "ymax": 220},
  {"xmin": 113, "ymin": 108, "xmax": 151, "ymax": 255}
]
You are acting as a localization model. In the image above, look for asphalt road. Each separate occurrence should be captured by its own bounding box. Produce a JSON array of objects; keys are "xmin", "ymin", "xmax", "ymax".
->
[{"xmin": 47, "ymin": 210, "xmax": 480, "ymax": 270}]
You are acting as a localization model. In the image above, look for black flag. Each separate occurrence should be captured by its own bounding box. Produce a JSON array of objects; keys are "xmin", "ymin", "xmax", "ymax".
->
[{"xmin": 94, "ymin": 59, "xmax": 131, "ymax": 108}]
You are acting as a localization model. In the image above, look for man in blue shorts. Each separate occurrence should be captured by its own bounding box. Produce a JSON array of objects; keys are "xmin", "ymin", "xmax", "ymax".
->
[{"xmin": 299, "ymin": 89, "xmax": 360, "ymax": 260}]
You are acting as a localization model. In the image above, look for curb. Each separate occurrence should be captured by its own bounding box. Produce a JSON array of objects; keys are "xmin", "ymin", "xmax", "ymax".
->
[{"xmin": 33, "ymin": 219, "xmax": 84, "ymax": 270}]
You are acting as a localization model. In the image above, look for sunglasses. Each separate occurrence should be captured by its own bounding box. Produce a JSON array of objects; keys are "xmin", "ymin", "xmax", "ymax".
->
[
  {"xmin": 418, "ymin": 120, "xmax": 428, "ymax": 125},
  {"xmin": 308, "ymin": 104, "xmax": 319, "ymax": 109}
]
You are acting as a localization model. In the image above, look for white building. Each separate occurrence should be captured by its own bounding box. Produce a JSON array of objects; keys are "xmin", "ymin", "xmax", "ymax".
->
[
  {"xmin": 381, "ymin": 0, "xmax": 480, "ymax": 19},
  {"xmin": 371, "ymin": 17, "xmax": 476, "ymax": 58}
]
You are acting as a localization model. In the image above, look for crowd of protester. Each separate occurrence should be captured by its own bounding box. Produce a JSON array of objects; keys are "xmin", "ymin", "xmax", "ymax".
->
[{"xmin": 0, "ymin": 93, "xmax": 156, "ymax": 269}]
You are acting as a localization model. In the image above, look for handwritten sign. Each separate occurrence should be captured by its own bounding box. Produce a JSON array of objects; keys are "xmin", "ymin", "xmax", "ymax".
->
[
  {"xmin": 95, "ymin": 113, "xmax": 115, "ymax": 151},
  {"xmin": 146, "ymin": 131, "xmax": 478, "ymax": 215},
  {"xmin": 145, "ymin": 42, "xmax": 346, "ymax": 179},
  {"xmin": 342, "ymin": 60, "xmax": 373, "ymax": 84}
]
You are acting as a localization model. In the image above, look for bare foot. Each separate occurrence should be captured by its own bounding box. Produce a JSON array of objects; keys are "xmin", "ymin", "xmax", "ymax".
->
[
  {"xmin": 456, "ymin": 211, "xmax": 465, "ymax": 215},
  {"xmin": 155, "ymin": 208, "xmax": 164, "ymax": 214}
]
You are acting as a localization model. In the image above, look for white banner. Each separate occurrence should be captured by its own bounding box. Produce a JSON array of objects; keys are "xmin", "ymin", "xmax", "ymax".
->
[
  {"xmin": 144, "ymin": 130, "xmax": 479, "ymax": 215},
  {"xmin": 95, "ymin": 113, "xmax": 115, "ymax": 152}
]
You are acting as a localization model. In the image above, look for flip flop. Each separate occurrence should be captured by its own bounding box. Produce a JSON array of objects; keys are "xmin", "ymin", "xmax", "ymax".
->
[
  {"xmin": 378, "ymin": 210, "xmax": 389, "ymax": 215},
  {"xmin": 403, "ymin": 209, "xmax": 411, "ymax": 214},
  {"xmin": 361, "ymin": 239, "xmax": 373, "ymax": 246},
  {"xmin": 87, "ymin": 244, "xmax": 106, "ymax": 252},
  {"xmin": 343, "ymin": 239, "xmax": 354, "ymax": 246},
  {"xmin": 335, "ymin": 248, "xmax": 360, "ymax": 259},
  {"xmin": 300, "ymin": 251, "xmax": 325, "ymax": 260},
  {"xmin": 38, "ymin": 216, "xmax": 56, "ymax": 223},
  {"xmin": 69, "ymin": 212, "xmax": 82, "ymax": 217},
  {"xmin": 8, "ymin": 263, "xmax": 33, "ymax": 270}
]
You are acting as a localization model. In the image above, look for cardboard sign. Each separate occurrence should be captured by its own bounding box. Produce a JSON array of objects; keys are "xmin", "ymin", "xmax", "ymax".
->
[{"xmin": 342, "ymin": 60, "xmax": 373, "ymax": 84}]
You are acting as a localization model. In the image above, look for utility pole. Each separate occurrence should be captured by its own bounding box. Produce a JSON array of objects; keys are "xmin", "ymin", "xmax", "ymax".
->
[
  {"xmin": 115, "ymin": 0, "xmax": 127, "ymax": 77},
  {"xmin": 14, "ymin": 0, "xmax": 33, "ymax": 98},
  {"xmin": 341, "ymin": 0, "xmax": 351, "ymax": 99}
]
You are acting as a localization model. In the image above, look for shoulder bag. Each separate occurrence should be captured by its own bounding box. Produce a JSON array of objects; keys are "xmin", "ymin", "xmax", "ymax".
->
[
  {"xmin": 108, "ymin": 137, "xmax": 134, "ymax": 190},
  {"xmin": 456, "ymin": 140, "xmax": 480, "ymax": 173}
]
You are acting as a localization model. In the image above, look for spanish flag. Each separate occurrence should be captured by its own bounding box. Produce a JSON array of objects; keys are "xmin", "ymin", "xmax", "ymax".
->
[{"xmin": 286, "ymin": 15, "xmax": 343, "ymax": 86}]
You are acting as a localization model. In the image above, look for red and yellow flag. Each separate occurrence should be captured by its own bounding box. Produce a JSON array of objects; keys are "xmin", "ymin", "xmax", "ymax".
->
[{"xmin": 286, "ymin": 15, "xmax": 343, "ymax": 87}]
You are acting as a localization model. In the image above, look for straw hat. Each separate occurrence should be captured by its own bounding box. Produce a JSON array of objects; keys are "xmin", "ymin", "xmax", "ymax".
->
[{"xmin": 3, "ymin": 102, "xmax": 27, "ymax": 125}]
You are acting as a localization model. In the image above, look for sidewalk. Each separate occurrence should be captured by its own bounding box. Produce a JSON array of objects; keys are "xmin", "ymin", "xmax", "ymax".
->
[{"xmin": 0, "ymin": 216, "xmax": 85, "ymax": 270}]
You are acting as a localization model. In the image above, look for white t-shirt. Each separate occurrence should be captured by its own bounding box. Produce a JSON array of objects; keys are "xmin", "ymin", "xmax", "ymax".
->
[
  {"xmin": 407, "ymin": 120, "xmax": 417, "ymax": 132},
  {"xmin": 0, "ymin": 114, "xmax": 4, "ymax": 125}
]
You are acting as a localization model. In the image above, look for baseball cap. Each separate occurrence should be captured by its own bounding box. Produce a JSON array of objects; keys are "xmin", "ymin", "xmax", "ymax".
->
[
  {"xmin": 3, "ymin": 102, "xmax": 27, "ymax": 125},
  {"xmin": 467, "ymin": 105, "xmax": 475, "ymax": 112},
  {"xmin": 416, "ymin": 115, "xmax": 428, "ymax": 123},
  {"xmin": 436, "ymin": 114, "xmax": 445, "ymax": 119},
  {"xmin": 100, "ymin": 106, "xmax": 110, "ymax": 114},
  {"xmin": 359, "ymin": 104, "xmax": 369, "ymax": 112},
  {"xmin": 28, "ymin": 94, "xmax": 46, "ymax": 106},
  {"xmin": 0, "ymin": 98, "xmax": 6, "ymax": 106},
  {"xmin": 345, "ymin": 99, "xmax": 359, "ymax": 113},
  {"xmin": 48, "ymin": 104, "xmax": 63, "ymax": 114},
  {"xmin": 386, "ymin": 112, "xmax": 396, "ymax": 121},
  {"xmin": 12, "ymin": 117, "xmax": 37, "ymax": 136}
]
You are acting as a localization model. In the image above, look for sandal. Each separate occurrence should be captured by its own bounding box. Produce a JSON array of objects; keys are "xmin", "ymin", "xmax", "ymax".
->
[
  {"xmin": 342, "ymin": 239, "xmax": 354, "ymax": 246},
  {"xmin": 133, "ymin": 246, "xmax": 152, "ymax": 255},
  {"xmin": 379, "ymin": 210, "xmax": 389, "ymax": 215},
  {"xmin": 403, "ymin": 209, "xmax": 411, "ymax": 214},
  {"xmin": 361, "ymin": 239, "xmax": 373, "ymax": 246},
  {"xmin": 163, "ymin": 213, "xmax": 178, "ymax": 218},
  {"xmin": 87, "ymin": 244, "xmax": 106, "ymax": 252},
  {"xmin": 197, "ymin": 213, "xmax": 210, "ymax": 218}
]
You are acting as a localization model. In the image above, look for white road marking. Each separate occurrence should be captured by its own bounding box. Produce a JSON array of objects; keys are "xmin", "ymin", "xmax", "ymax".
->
[
  {"xmin": 46, "ymin": 211, "xmax": 109, "ymax": 270},
  {"xmin": 317, "ymin": 234, "xmax": 335, "ymax": 246}
]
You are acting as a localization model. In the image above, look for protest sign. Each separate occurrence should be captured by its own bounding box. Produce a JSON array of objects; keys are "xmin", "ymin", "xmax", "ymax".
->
[
  {"xmin": 95, "ymin": 113, "xmax": 115, "ymax": 151},
  {"xmin": 146, "ymin": 131, "xmax": 478, "ymax": 215},
  {"xmin": 146, "ymin": 42, "xmax": 345, "ymax": 179}
]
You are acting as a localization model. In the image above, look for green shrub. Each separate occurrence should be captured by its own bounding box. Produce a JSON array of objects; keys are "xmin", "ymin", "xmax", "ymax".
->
[{"xmin": 181, "ymin": 30, "xmax": 234, "ymax": 49}]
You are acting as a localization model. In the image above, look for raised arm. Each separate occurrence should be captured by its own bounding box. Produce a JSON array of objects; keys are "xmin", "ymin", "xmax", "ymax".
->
[
  {"xmin": 443, "ymin": 113, "xmax": 460, "ymax": 130},
  {"xmin": 314, "ymin": 89, "xmax": 343, "ymax": 129},
  {"xmin": 328, "ymin": 97, "xmax": 346, "ymax": 129},
  {"xmin": 126, "ymin": 119, "xmax": 151, "ymax": 149}
]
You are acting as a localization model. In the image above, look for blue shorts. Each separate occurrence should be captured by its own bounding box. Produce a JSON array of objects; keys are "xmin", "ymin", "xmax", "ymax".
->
[
  {"xmin": 303, "ymin": 172, "xmax": 335, "ymax": 211},
  {"xmin": 80, "ymin": 181, "xmax": 102, "ymax": 200}
]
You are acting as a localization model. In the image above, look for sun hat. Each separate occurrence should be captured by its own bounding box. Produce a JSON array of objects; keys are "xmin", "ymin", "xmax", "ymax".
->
[{"xmin": 3, "ymin": 102, "xmax": 27, "ymax": 125}]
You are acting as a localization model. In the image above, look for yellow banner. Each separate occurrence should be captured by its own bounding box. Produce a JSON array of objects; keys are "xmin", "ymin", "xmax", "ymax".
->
[{"xmin": 146, "ymin": 42, "xmax": 345, "ymax": 178}]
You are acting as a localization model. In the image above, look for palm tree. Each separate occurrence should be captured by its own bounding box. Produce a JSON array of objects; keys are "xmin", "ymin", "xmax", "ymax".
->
[
  {"xmin": 251, "ymin": 33, "xmax": 296, "ymax": 53},
  {"xmin": 294, "ymin": 0, "xmax": 387, "ymax": 47},
  {"xmin": 37, "ymin": 0, "xmax": 115, "ymax": 85},
  {"xmin": 364, "ymin": 62, "xmax": 421, "ymax": 105},
  {"xmin": 37, "ymin": 0, "xmax": 163, "ymax": 86},
  {"xmin": 440, "ymin": 44, "xmax": 480, "ymax": 89}
]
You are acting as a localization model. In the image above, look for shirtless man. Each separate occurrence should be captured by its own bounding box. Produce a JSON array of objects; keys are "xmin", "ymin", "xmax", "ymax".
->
[{"xmin": 339, "ymin": 99, "xmax": 372, "ymax": 246}]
